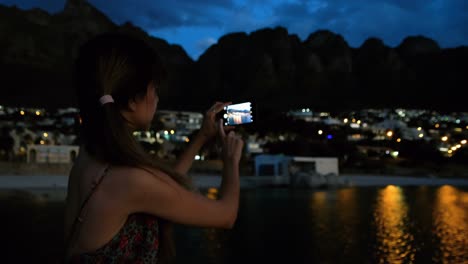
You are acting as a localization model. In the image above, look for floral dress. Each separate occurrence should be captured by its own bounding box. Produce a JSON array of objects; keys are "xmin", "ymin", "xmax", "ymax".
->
[{"xmin": 68, "ymin": 213, "xmax": 160, "ymax": 263}]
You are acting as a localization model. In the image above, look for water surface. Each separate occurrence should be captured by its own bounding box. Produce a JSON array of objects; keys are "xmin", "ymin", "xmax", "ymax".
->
[{"xmin": 0, "ymin": 186, "xmax": 467, "ymax": 263}]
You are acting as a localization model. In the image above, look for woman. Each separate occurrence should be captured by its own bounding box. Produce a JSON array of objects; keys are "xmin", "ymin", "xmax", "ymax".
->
[{"xmin": 63, "ymin": 32, "xmax": 243, "ymax": 263}]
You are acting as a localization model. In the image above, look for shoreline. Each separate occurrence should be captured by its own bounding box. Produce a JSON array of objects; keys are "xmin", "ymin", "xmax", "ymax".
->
[{"xmin": 1, "ymin": 173, "xmax": 468, "ymax": 202}]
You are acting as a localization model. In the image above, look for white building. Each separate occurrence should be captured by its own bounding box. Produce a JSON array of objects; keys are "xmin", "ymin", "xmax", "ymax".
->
[
  {"xmin": 27, "ymin": 145, "xmax": 79, "ymax": 163},
  {"xmin": 10, "ymin": 128, "xmax": 37, "ymax": 155}
]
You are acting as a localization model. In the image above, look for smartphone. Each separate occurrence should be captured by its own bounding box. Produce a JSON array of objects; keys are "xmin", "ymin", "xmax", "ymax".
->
[{"xmin": 219, "ymin": 102, "xmax": 254, "ymax": 126}]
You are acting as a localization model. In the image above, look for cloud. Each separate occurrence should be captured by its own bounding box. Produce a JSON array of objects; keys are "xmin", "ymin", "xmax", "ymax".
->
[{"xmin": 196, "ymin": 37, "xmax": 217, "ymax": 52}]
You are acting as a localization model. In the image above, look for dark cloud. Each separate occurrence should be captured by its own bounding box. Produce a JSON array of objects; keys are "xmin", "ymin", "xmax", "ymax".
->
[
  {"xmin": 271, "ymin": 0, "xmax": 468, "ymax": 47},
  {"xmin": 0, "ymin": 0, "xmax": 64, "ymax": 13},
  {"xmin": 89, "ymin": 0, "xmax": 235, "ymax": 29}
]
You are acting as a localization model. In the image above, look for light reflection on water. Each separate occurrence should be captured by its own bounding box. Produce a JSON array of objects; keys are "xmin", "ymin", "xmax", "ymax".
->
[
  {"xmin": 336, "ymin": 188, "xmax": 358, "ymax": 255},
  {"xmin": 373, "ymin": 185, "xmax": 415, "ymax": 263},
  {"xmin": 433, "ymin": 185, "xmax": 468, "ymax": 263}
]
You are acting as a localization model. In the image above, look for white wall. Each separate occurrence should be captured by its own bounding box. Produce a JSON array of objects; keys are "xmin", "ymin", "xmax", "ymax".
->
[
  {"xmin": 27, "ymin": 145, "xmax": 79, "ymax": 164},
  {"xmin": 291, "ymin": 156, "xmax": 339, "ymax": 175}
]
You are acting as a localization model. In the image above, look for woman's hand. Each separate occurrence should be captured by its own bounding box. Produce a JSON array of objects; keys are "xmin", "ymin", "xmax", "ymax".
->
[
  {"xmin": 217, "ymin": 118, "xmax": 244, "ymax": 164},
  {"xmin": 199, "ymin": 101, "xmax": 235, "ymax": 140}
]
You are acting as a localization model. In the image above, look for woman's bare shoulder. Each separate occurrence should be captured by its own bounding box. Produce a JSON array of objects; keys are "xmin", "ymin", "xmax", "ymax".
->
[
  {"xmin": 110, "ymin": 165, "xmax": 170, "ymax": 182},
  {"xmin": 106, "ymin": 165, "xmax": 173, "ymax": 197},
  {"xmin": 107, "ymin": 165, "xmax": 178, "ymax": 214}
]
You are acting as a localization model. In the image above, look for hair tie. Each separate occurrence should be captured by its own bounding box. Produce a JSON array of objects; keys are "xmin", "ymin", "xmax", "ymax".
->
[{"xmin": 99, "ymin": 95, "xmax": 114, "ymax": 105}]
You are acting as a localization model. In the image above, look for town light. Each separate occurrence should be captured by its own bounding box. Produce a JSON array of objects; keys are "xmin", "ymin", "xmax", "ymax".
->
[
  {"xmin": 397, "ymin": 138, "xmax": 402, "ymax": 143},
  {"xmin": 451, "ymin": 146, "xmax": 457, "ymax": 151},
  {"xmin": 43, "ymin": 132, "xmax": 48, "ymax": 138},
  {"xmin": 206, "ymin": 187, "xmax": 218, "ymax": 200},
  {"xmin": 461, "ymin": 140, "xmax": 467, "ymax": 145},
  {"xmin": 170, "ymin": 130, "xmax": 175, "ymax": 135},
  {"xmin": 344, "ymin": 118, "xmax": 348, "ymax": 123},
  {"xmin": 35, "ymin": 111, "xmax": 41, "ymax": 116},
  {"xmin": 318, "ymin": 130, "xmax": 323, "ymax": 135},
  {"xmin": 418, "ymin": 133, "xmax": 424, "ymax": 138},
  {"xmin": 456, "ymin": 144, "xmax": 461, "ymax": 149},
  {"xmin": 40, "ymin": 140, "xmax": 45, "ymax": 145},
  {"xmin": 448, "ymin": 150, "xmax": 453, "ymax": 154},
  {"xmin": 435, "ymin": 123, "xmax": 440, "ymax": 128},
  {"xmin": 386, "ymin": 131, "xmax": 393, "ymax": 137},
  {"xmin": 357, "ymin": 120, "xmax": 361, "ymax": 125},
  {"xmin": 441, "ymin": 136, "xmax": 448, "ymax": 142},
  {"xmin": 417, "ymin": 127, "xmax": 422, "ymax": 131},
  {"xmin": 20, "ymin": 110, "xmax": 25, "ymax": 115}
]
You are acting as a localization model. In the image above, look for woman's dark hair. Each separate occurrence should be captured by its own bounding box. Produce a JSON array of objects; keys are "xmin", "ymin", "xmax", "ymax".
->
[{"xmin": 74, "ymin": 32, "xmax": 195, "ymax": 263}]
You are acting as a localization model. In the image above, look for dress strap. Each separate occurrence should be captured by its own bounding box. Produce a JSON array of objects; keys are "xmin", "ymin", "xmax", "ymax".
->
[
  {"xmin": 75, "ymin": 164, "xmax": 111, "ymax": 222},
  {"xmin": 64, "ymin": 164, "xmax": 111, "ymax": 259}
]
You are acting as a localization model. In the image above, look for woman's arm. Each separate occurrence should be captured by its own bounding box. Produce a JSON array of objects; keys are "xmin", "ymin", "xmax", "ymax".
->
[{"xmin": 122, "ymin": 119, "xmax": 243, "ymax": 229}]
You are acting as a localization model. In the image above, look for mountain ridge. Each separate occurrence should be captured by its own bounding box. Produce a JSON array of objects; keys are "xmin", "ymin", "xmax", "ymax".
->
[{"xmin": 0, "ymin": 1, "xmax": 467, "ymax": 112}]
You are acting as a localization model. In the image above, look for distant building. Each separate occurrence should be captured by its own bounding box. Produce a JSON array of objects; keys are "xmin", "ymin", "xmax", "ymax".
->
[
  {"xmin": 27, "ymin": 144, "xmax": 79, "ymax": 164},
  {"xmin": 371, "ymin": 119, "xmax": 407, "ymax": 132},
  {"xmin": 254, "ymin": 154, "xmax": 340, "ymax": 186},
  {"xmin": 254, "ymin": 154, "xmax": 339, "ymax": 176},
  {"xmin": 155, "ymin": 110, "xmax": 203, "ymax": 132},
  {"xmin": 287, "ymin": 109, "xmax": 315, "ymax": 122}
]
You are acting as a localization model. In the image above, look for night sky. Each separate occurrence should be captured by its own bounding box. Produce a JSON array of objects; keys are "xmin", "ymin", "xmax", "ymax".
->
[{"xmin": 1, "ymin": 0, "xmax": 467, "ymax": 60}]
